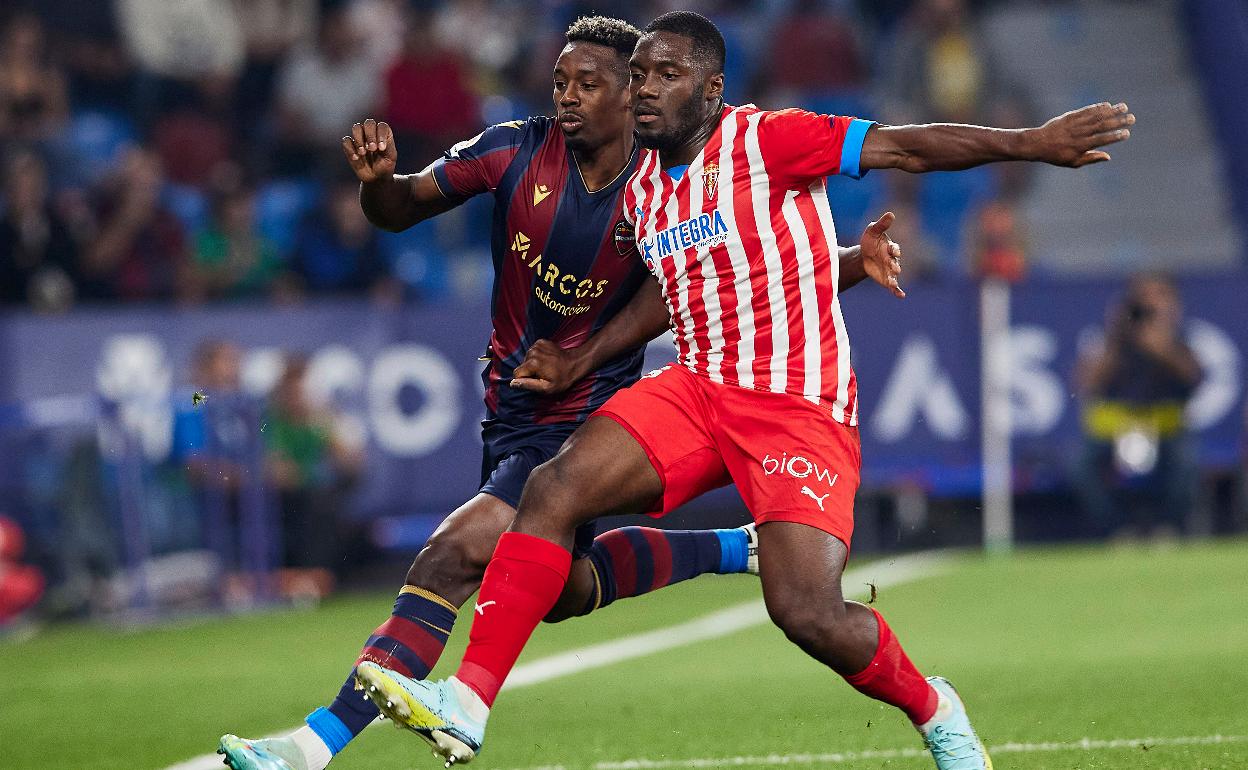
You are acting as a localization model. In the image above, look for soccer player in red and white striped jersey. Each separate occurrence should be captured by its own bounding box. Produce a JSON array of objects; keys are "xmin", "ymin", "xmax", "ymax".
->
[{"xmin": 362, "ymin": 11, "xmax": 1134, "ymax": 769}]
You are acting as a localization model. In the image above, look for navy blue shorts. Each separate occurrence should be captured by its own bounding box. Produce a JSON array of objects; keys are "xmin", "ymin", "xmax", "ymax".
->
[{"xmin": 479, "ymin": 420, "xmax": 596, "ymax": 557}]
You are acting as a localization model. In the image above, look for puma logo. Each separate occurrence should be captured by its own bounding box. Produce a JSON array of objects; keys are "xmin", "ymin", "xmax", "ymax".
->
[
  {"xmin": 800, "ymin": 486, "xmax": 830, "ymax": 511},
  {"xmin": 474, "ymin": 600, "xmax": 497, "ymax": 615}
]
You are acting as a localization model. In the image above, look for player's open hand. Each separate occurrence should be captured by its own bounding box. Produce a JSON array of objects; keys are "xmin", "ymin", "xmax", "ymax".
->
[
  {"xmin": 342, "ymin": 119, "xmax": 398, "ymax": 183},
  {"xmin": 1028, "ymin": 102, "xmax": 1135, "ymax": 168},
  {"xmin": 510, "ymin": 339, "xmax": 591, "ymax": 396},
  {"xmin": 860, "ymin": 211, "xmax": 905, "ymax": 299}
]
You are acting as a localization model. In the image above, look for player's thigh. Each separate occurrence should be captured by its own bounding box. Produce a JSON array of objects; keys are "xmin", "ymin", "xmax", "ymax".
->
[
  {"xmin": 514, "ymin": 415, "xmax": 662, "ymax": 538},
  {"xmin": 713, "ymin": 387, "xmax": 862, "ymax": 548},
  {"xmin": 406, "ymin": 492, "xmax": 516, "ymax": 602}
]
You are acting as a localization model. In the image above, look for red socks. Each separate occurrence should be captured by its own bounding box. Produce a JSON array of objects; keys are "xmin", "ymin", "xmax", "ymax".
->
[
  {"xmin": 455, "ymin": 532, "xmax": 572, "ymax": 706},
  {"xmin": 843, "ymin": 608, "xmax": 939, "ymax": 725}
]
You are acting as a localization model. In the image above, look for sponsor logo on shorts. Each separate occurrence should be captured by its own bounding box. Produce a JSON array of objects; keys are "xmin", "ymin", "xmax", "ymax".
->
[{"xmin": 761, "ymin": 452, "xmax": 839, "ymax": 487}]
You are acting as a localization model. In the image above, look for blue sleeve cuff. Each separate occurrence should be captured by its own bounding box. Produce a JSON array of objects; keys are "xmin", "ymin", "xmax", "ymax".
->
[
  {"xmin": 838, "ymin": 118, "xmax": 875, "ymax": 179},
  {"xmin": 429, "ymin": 160, "xmax": 460, "ymax": 200}
]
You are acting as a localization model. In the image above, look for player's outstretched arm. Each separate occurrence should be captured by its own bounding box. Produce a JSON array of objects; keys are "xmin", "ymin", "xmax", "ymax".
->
[
  {"xmin": 859, "ymin": 102, "xmax": 1135, "ymax": 174},
  {"xmin": 838, "ymin": 211, "xmax": 906, "ymax": 298},
  {"xmin": 510, "ymin": 279, "xmax": 670, "ymax": 395},
  {"xmin": 342, "ymin": 118, "xmax": 458, "ymax": 232}
]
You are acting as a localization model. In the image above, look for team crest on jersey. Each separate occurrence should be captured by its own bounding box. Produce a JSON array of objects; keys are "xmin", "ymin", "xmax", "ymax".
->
[
  {"xmin": 613, "ymin": 219, "xmax": 635, "ymax": 255},
  {"xmin": 701, "ymin": 162, "xmax": 720, "ymax": 201}
]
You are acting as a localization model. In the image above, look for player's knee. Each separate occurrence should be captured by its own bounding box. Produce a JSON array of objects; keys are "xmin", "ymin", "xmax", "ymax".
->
[
  {"xmin": 516, "ymin": 458, "xmax": 586, "ymax": 527},
  {"xmin": 405, "ymin": 531, "xmax": 488, "ymax": 600},
  {"xmin": 766, "ymin": 595, "xmax": 846, "ymax": 653}
]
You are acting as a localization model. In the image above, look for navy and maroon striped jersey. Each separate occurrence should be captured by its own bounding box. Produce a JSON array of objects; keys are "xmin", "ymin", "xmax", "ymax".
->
[{"xmin": 430, "ymin": 117, "xmax": 649, "ymax": 425}]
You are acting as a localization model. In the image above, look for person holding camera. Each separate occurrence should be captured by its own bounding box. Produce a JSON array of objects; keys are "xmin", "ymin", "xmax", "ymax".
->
[{"xmin": 1073, "ymin": 273, "xmax": 1204, "ymax": 539}]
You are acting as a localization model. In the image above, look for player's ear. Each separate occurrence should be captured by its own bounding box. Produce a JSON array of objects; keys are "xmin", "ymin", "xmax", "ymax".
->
[{"xmin": 705, "ymin": 72, "xmax": 724, "ymax": 102}]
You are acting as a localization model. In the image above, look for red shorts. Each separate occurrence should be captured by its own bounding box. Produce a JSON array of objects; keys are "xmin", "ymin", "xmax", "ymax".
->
[{"xmin": 594, "ymin": 365, "xmax": 862, "ymax": 547}]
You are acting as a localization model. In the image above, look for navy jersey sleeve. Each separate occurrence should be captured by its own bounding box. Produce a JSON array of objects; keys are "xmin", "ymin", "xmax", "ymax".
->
[{"xmin": 430, "ymin": 120, "xmax": 528, "ymax": 200}]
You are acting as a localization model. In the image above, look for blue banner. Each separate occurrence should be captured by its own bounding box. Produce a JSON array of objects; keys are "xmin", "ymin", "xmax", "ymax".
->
[{"xmin": 1, "ymin": 275, "xmax": 1244, "ymax": 516}]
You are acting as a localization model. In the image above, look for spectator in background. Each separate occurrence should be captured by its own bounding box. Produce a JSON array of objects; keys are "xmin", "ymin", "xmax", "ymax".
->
[
  {"xmin": 880, "ymin": 0, "xmax": 998, "ymax": 123},
  {"xmin": 968, "ymin": 199, "xmax": 1026, "ymax": 282},
  {"xmin": 0, "ymin": 149, "xmax": 81, "ymax": 312},
  {"xmin": 115, "ymin": 0, "xmax": 244, "ymax": 118},
  {"xmin": 264, "ymin": 356, "xmax": 363, "ymax": 593},
  {"xmin": 1074, "ymin": 274, "xmax": 1204, "ymax": 539},
  {"xmin": 29, "ymin": 0, "xmax": 132, "ymax": 113},
  {"xmin": 79, "ymin": 147, "xmax": 187, "ymax": 302},
  {"xmin": 383, "ymin": 9, "xmax": 481, "ymax": 164},
  {"xmin": 0, "ymin": 516, "xmax": 44, "ymax": 627},
  {"xmin": 765, "ymin": 0, "xmax": 867, "ymax": 100},
  {"xmin": 182, "ymin": 178, "xmax": 282, "ymax": 303},
  {"xmin": 275, "ymin": 6, "xmax": 380, "ymax": 175},
  {"xmin": 231, "ymin": 0, "xmax": 319, "ymax": 143},
  {"xmin": 0, "ymin": 12, "xmax": 69, "ymax": 144},
  {"xmin": 285, "ymin": 175, "xmax": 400, "ymax": 302}
]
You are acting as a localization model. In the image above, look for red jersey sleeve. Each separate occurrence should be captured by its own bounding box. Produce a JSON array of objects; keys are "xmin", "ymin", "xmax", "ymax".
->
[
  {"xmin": 757, "ymin": 109, "xmax": 875, "ymax": 183},
  {"xmin": 429, "ymin": 120, "xmax": 525, "ymax": 200}
]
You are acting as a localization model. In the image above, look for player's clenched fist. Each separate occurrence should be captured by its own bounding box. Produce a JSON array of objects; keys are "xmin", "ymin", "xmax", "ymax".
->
[{"xmin": 342, "ymin": 119, "xmax": 398, "ymax": 183}]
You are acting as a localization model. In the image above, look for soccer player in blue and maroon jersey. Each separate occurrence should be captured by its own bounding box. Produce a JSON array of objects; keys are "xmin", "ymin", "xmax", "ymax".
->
[{"xmin": 219, "ymin": 16, "xmax": 900, "ymax": 770}]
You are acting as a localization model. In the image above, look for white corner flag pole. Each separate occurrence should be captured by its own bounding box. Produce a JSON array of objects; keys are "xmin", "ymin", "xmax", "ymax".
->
[{"xmin": 980, "ymin": 277, "xmax": 1014, "ymax": 553}]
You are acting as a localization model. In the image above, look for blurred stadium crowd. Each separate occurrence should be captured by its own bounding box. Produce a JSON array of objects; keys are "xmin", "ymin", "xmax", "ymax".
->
[{"xmin": 1, "ymin": 0, "xmax": 1037, "ymax": 314}]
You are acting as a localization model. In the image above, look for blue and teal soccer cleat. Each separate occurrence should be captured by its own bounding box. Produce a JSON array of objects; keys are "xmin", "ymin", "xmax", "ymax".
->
[
  {"xmin": 919, "ymin": 676, "xmax": 993, "ymax": 770},
  {"xmin": 217, "ymin": 734, "xmax": 305, "ymax": 770},
  {"xmin": 354, "ymin": 662, "xmax": 485, "ymax": 766}
]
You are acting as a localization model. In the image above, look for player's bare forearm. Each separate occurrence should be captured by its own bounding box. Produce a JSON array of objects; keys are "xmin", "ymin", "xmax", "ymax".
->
[
  {"xmin": 345, "ymin": 118, "xmax": 457, "ymax": 231},
  {"xmin": 576, "ymin": 278, "xmax": 670, "ymax": 372},
  {"xmin": 359, "ymin": 171, "xmax": 454, "ymax": 232},
  {"xmin": 837, "ymin": 246, "xmax": 868, "ymax": 292},
  {"xmin": 860, "ymin": 102, "xmax": 1134, "ymax": 173},
  {"xmin": 510, "ymin": 279, "xmax": 670, "ymax": 395}
]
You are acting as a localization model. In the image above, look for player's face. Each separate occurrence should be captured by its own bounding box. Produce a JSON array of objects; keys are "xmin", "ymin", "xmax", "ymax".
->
[
  {"xmin": 553, "ymin": 42, "xmax": 632, "ymax": 152},
  {"xmin": 629, "ymin": 32, "xmax": 715, "ymax": 152}
]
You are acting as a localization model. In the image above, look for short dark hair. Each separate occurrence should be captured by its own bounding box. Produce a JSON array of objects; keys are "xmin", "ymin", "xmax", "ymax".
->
[
  {"xmin": 566, "ymin": 15, "xmax": 641, "ymax": 58},
  {"xmin": 643, "ymin": 11, "xmax": 726, "ymax": 74}
]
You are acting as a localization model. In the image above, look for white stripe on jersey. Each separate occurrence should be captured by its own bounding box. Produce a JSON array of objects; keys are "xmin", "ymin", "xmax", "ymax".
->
[
  {"xmin": 743, "ymin": 112, "xmax": 790, "ymax": 392},
  {"xmin": 717, "ymin": 108, "xmax": 756, "ymax": 388},
  {"xmin": 779, "ymin": 188, "xmax": 823, "ymax": 406},
  {"xmin": 808, "ymin": 179, "xmax": 855, "ymax": 425}
]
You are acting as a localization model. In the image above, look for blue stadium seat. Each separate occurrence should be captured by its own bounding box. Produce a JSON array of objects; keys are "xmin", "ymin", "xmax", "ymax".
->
[{"xmin": 256, "ymin": 178, "xmax": 324, "ymax": 257}]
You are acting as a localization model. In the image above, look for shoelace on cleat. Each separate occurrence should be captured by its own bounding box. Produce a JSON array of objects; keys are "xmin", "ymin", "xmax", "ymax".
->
[{"xmin": 926, "ymin": 725, "xmax": 980, "ymax": 759}]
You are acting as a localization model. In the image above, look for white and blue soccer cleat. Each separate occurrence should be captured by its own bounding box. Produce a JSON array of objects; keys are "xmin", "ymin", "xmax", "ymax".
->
[
  {"xmin": 918, "ymin": 676, "xmax": 993, "ymax": 770},
  {"xmin": 741, "ymin": 522, "xmax": 760, "ymax": 575},
  {"xmin": 354, "ymin": 662, "xmax": 486, "ymax": 766},
  {"xmin": 217, "ymin": 734, "xmax": 304, "ymax": 770}
]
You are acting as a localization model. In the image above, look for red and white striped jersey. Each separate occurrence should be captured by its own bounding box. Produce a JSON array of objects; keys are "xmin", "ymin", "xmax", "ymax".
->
[{"xmin": 623, "ymin": 104, "xmax": 874, "ymax": 425}]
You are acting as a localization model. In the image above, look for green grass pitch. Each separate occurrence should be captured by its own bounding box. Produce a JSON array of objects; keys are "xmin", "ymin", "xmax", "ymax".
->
[{"xmin": 3, "ymin": 539, "xmax": 1247, "ymax": 769}]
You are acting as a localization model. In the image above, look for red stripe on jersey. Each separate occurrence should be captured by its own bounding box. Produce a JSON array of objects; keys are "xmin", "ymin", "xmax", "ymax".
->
[
  {"xmin": 685, "ymin": 125, "xmax": 727, "ymax": 374},
  {"xmin": 711, "ymin": 110, "xmax": 749, "ymax": 386},
  {"xmin": 794, "ymin": 184, "xmax": 837, "ymax": 404},
  {"xmin": 769, "ymin": 183, "xmax": 809, "ymax": 397},
  {"xmin": 492, "ymin": 126, "xmax": 565, "ymax": 363}
]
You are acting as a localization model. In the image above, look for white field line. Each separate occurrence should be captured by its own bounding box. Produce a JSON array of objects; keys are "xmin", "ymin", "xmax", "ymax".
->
[
  {"xmin": 164, "ymin": 552, "xmax": 949, "ymax": 770},
  {"xmin": 522, "ymin": 734, "xmax": 1248, "ymax": 770}
]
